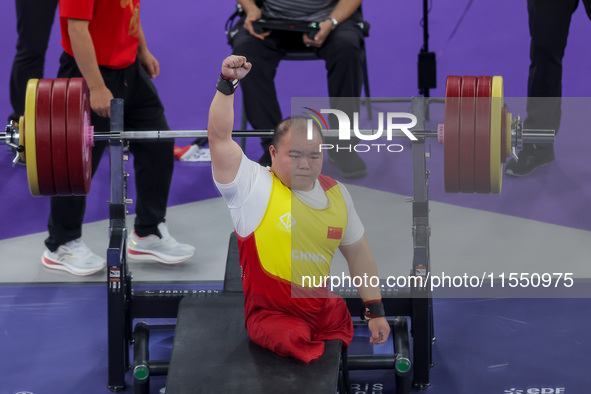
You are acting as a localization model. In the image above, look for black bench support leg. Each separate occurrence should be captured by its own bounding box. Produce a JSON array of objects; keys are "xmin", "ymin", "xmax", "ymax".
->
[{"xmin": 133, "ymin": 322, "xmax": 150, "ymax": 394}]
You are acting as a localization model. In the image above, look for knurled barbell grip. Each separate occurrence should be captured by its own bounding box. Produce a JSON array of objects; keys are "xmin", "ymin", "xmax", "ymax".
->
[{"xmin": 92, "ymin": 130, "xmax": 276, "ymax": 141}]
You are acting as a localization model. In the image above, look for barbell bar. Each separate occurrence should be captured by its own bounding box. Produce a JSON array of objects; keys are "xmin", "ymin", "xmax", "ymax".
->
[{"xmin": 2, "ymin": 77, "xmax": 553, "ymax": 197}]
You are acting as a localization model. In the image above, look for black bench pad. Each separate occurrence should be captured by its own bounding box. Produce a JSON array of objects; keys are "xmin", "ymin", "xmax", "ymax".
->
[{"xmin": 166, "ymin": 294, "xmax": 342, "ymax": 394}]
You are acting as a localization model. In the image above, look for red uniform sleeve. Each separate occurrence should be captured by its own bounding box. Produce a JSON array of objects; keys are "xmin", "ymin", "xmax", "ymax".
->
[{"xmin": 60, "ymin": 0, "xmax": 95, "ymax": 21}]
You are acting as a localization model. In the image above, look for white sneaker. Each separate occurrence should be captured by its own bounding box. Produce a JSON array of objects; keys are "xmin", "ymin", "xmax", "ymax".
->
[
  {"xmin": 42, "ymin": 239, "xmax": 106, "ymax": 276},
  {"xmin": 127, "ymin": 223, "xmax": 195, "ymax": 264},
  {"xmin": 180, "ymin": 145, "xmax": 211, "ymax": 162}
]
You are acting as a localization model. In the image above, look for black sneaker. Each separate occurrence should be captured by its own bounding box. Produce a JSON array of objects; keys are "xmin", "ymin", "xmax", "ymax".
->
[
  {"xmin": 505, "ymin": 145, "xmax": 555, "ymax": 177},
  {"xmin": 328, "ymin": 150, "xmax": 368, "ymax": 179},
  {"xmin": 7, "ymin": 112, "xmax": 19, "ymax": 124}
]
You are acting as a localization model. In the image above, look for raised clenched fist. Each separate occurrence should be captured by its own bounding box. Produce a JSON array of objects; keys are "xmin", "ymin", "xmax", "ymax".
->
[{"xmin": 221, "ymin": 55, "xmax": 252, "ymax": 81}]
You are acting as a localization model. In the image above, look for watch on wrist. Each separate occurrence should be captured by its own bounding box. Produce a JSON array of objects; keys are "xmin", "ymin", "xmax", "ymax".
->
[{"xmin": 328, "ymin": 17, "xmax": 338, "ymax": 29}]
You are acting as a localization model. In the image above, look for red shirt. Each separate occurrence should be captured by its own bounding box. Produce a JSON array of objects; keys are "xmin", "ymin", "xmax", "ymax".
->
[{"xmin": 59, "ymin": 0, "xmax": 140, "ymax": 69}]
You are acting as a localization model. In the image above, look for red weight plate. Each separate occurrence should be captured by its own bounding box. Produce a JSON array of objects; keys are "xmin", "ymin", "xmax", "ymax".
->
[
  {"xmin": 35, "ymin": 79, "xmax": 56, "ymax": 196},
  {"xmin": 475, "ymin": 76, "xmax": 492, "ymax": 194},
  {"xmin": 501, "ymin": 105, "xmax": 507, "ymax": 163},
  {"xmin": 459, "ymin": 76, "xmax": 476, "ymax": 193},
  {"xmin": 444, "ymin": 75, "xmax": 462, "ymax": 193},
  {"xmin": 51, "ymin": 78, "xmax": 71, "ymax": 195},
  {"xmin": 66, "ymin": 78, "xmax": 92, "ymax": 195}
]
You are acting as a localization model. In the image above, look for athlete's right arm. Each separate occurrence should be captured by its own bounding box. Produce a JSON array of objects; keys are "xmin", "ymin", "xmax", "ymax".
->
[{"xmin": 208, "ymin": 55, "xmax": 252, "ymax": 184}]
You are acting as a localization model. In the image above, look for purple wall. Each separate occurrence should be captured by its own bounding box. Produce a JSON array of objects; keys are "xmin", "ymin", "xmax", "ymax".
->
[{"xmin": 1, "ymin": 1, "xmax": 590, "ymax": 240}]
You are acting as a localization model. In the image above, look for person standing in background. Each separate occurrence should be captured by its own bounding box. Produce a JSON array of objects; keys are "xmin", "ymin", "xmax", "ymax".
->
[
  {"xmin": 8, "ymin": 0, "xmax": 58, "ymax": 123},
  {"xmin": 506, "ymin": 0, "xmax": 591, "ymax": 176}
]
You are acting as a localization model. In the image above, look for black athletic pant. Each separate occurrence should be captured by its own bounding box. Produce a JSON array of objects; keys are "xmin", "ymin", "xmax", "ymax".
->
[
  {"xmin": 525, "ymin": 0, "xmax": 591, "ymax": 138},
  {"xmin": 8, "ymin": 0, "xmax": 59, "ymax": 122},
  {"xmin": 232, "ymin": 11, "xmax": 365, "ymax": 151},
  {"xmin": 45, "ymin": 53, "xmax": 174, "ymax": 251}
]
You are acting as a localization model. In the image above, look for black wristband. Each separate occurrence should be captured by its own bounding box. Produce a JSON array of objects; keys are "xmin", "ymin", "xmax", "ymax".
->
[
  {"xmin": 363, "ymin": 301, "xmax": 385, "ymax": 320},
  {"xmin": 216, "ymin": 73, "xmax": 239, "ymax": 95}
]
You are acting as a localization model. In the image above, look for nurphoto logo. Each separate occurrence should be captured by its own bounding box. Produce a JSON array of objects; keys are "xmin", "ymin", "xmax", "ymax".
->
[{"xmin": 303, "ymin": 107, "xmax": 418, "ymax": 153}]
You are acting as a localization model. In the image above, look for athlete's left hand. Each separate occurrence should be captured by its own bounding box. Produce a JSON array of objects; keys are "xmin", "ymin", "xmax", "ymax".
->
[{"xmin": 368, "ymin": 317, "xmax": 391, "ymax": 344}]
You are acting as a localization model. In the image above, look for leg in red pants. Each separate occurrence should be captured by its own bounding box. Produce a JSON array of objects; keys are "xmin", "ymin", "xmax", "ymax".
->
[{"xmin": 246, "ymin": 297, "xmax": 353, "ymax": 363}]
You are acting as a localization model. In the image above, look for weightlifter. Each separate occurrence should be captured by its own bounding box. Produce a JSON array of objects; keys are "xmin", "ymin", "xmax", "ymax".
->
[
  {"xmin": 41, "ymin": 0, "xmax": 195, "ymax": 276},
  {"xmin": 208, "ymin": 55, "xmax": 390, "ymax": 363}
]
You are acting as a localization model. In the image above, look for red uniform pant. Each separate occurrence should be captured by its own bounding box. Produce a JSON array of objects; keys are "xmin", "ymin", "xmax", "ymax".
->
[{"xmin": 245, "ymin": 297, "xmax": 354, "ymax": 363}]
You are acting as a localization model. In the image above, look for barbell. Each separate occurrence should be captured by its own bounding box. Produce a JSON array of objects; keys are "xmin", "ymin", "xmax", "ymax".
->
[{"xmin": 2, "ymin": 77, "xmax": 553, "ymax": 197}]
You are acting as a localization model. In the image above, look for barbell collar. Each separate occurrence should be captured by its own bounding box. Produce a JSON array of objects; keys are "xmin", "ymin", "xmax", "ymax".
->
[
  {"xmin": 3, "ymin": 121, "xmax": 20, "ymax": 148},
  {"xmin": 3, "ymin": 122, "xmax": 25, "ymax": 166}
]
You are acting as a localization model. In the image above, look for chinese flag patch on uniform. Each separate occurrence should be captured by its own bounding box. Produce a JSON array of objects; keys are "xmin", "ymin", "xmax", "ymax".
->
[{"xmin": 327, "ymin": 226, "xmax": 343, "ymax": 240}]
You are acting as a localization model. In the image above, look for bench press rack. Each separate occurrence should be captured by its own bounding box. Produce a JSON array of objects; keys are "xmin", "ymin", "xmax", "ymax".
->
[
  {"xmin": 0, "ymin": 77, "xmax": 554, "ymax": 393},
  {"xmin": 90, "ymin": 96, "xmax": 551, "ymax": 392},
  {"xmin": 102, "ymin": 96, "xmax": 432, "ymax": 393}
]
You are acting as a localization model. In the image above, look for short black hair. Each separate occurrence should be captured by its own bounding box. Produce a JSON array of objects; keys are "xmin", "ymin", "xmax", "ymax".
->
[{"xmin": 272, "ymin": 116, "xmax": 322, "ymax": 148}]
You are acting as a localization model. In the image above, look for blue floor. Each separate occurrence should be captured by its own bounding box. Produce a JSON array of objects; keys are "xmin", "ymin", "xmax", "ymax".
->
[{"xmin": 1, "ymin": 284, "xmax": 589, "ymax": 394}]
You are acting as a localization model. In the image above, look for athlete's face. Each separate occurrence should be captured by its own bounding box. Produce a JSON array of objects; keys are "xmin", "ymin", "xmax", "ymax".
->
[{"xmin": 270, "ymin": 127, "xmax": 323, "ymax": 191}]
